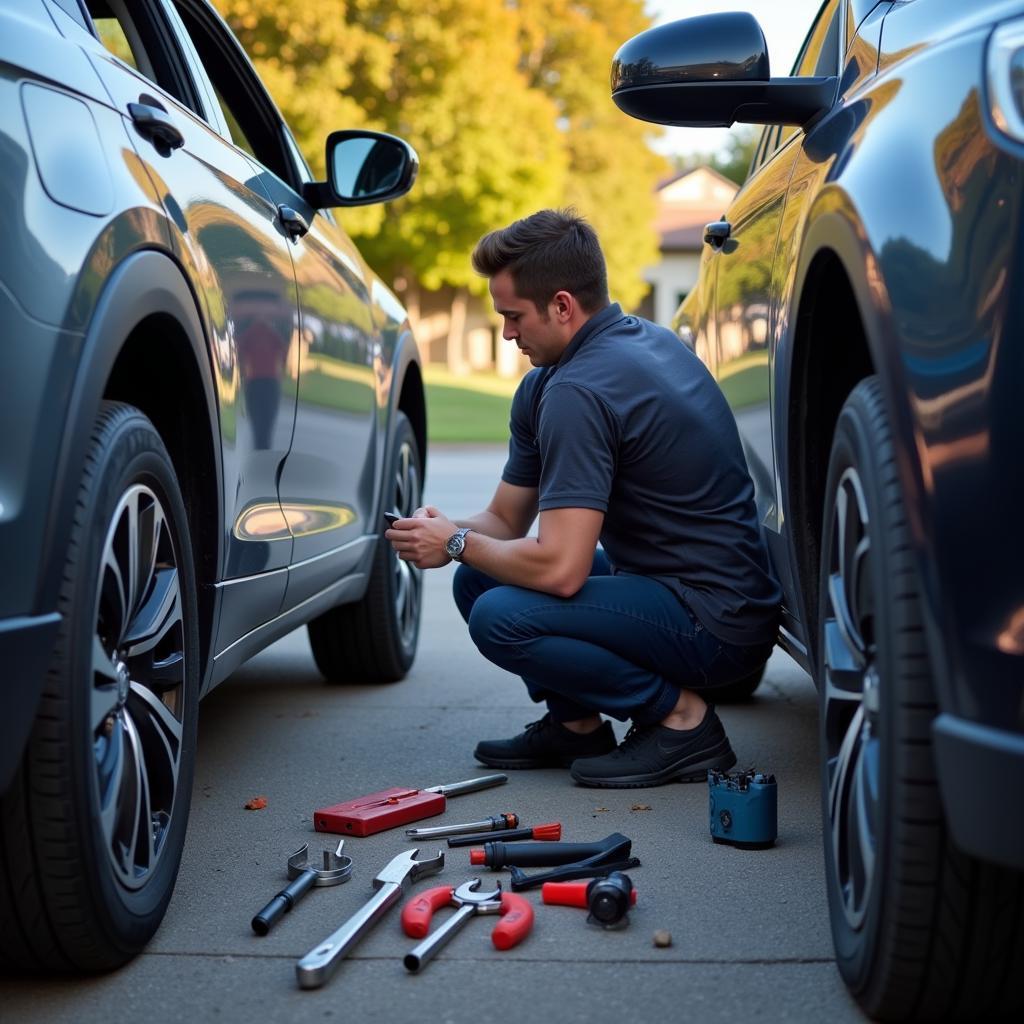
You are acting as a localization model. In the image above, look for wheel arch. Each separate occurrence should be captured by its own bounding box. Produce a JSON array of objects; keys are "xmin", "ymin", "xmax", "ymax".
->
[
  {"xmin": 784, "ymin": 224, "xmax": 877, "ymax": 663},
  {"xmin": 43, "ymin": 249, "xmax": 223, "ymax": 683},
  {"xmin": 392, "ymin": 330, "xmax": 427, "ymax": 487}
]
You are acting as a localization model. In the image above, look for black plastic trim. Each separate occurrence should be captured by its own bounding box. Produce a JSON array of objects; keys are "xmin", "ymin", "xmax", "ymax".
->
[
  {"xmin": 933, "ymin": 713, "xmax": 1024, "ymax": 869},
  {"xmin": 0, "ymin": 612, "xmax": 61, "ymax": 793}
]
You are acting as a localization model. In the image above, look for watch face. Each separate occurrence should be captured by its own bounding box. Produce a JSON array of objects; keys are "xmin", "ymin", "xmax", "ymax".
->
[{"xmin": 444, "ymin": 532, "xmax": 468, "ymax": 557}]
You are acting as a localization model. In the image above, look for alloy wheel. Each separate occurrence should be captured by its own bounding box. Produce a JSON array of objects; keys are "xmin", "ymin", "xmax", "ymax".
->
[
  {"xmin": 92, "ymin": 484, "xmax": 186, "ymax": 890},
  {"xmin": 387, "ymin": 438, "xmax": 423, "ymax": 649},
  {"xmin": 822, "ymin": 466, "xmax": 880, "ymax": 930}
]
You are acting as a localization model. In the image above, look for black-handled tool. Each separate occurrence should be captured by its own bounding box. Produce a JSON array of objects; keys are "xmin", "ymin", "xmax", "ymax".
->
[
  {"xmin": 470, "ymin": 832, "xmax": 632, "ymax": 869},
  {"xmin": 252, "ymin": 840, "xmax": 353, "ymax": 936}
]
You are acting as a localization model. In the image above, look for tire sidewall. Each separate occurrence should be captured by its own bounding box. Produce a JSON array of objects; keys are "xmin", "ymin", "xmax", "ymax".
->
[
  {"xmin": 65, "ymin": 413, "xmax": 199, "ymax": 945},
  {"xmin": 817, "ymin": 382, "xmax": 897, "ymax": 992},
  {"xmin": 379, "ymin": 412, "xmax": 422, "ymax": 668}
]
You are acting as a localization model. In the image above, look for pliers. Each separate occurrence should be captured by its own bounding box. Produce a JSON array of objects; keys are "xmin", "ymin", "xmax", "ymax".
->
[{"xmin": 400, "ymin": 878, "xmax": 534, "ymax": 972}]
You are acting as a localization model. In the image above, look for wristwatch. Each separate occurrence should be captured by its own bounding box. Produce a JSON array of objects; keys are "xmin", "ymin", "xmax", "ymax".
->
[{"xmin": 445, "ymin": 527, "xmax": 472, "ymax": 563}]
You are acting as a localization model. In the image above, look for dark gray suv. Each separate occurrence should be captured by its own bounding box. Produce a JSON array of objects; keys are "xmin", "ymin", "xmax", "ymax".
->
[{"xmin": 0, "ymin": 0, "xmax": 427, "ymax": 970}]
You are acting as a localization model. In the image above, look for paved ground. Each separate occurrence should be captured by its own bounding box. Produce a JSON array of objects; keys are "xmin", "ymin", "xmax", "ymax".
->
[{"xmin": 1, "ymin": 445, "xmax": 865, "ymax": 1023}]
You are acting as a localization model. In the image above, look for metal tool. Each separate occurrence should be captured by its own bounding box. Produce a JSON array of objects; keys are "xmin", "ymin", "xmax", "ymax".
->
[
  {"xmin": 252, "ymin": 840, "xmax": 353, "ymax": 936},
  {"xmin": 406, "ymin": 812, "xmax": 519, "ymax": 839},
  {"xmin": 448, "ymin": 823, "xmax": 561, "ymax": 847},
  {"xmin": 401, "ymin": 878, "xmax": 534, "ymax": 973},
  {"xmin": 295, "ymin": 847, "xmax": 444, "ymax": 990}
]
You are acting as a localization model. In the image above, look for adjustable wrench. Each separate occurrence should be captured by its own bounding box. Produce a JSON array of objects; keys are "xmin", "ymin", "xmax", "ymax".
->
[{"xmin": 295, "ymin": 847, "xmax": 444, "ymax": 989}]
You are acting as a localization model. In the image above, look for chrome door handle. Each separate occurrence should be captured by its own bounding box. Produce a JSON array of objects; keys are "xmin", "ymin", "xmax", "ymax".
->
[
  {"xmin": 277, "ymin": 205, "xmax": 309, "ymax": 241},
  {"xmin": 703, "ymin": 220, "xmax": 731, "ymax": 248},
  {"xmin": 128, "ymin": 96, "xmax": 184, "ymax": 154}
]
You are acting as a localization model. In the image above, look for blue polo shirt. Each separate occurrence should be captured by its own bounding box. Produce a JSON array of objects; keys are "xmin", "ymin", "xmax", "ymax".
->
[{"xmin": 501, "ymin": 302, "xmax": 781, "ymax": 646}]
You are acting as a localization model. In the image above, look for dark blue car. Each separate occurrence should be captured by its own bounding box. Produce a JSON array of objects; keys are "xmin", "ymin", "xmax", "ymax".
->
[
  {"xmin": 613, "ymin": 1, "xmax": 1023, "ymax": 1018},
  {"xmin": 0, "ymin": 0, "xmax": 426, "ymax": 969}
]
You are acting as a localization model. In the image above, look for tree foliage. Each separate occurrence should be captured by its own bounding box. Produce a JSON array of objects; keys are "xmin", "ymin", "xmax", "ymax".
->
[{"xmin": 214, "ymin": 0, "xmax": 666, "ymax": 307}]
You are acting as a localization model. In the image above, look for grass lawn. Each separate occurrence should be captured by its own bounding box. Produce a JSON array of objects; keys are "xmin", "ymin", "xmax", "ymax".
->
[{"xmin": 424, "ymin": 367, "xmax": 518, "ymax": 443}]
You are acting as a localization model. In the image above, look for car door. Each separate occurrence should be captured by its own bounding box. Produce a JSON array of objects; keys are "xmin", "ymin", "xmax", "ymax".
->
[
  {"xmin": 66, "ymin": 0, "xmax": 301, "ymax": 643},
  {"xmin": 167, "ymin": 0, "xmax": 380, "ymax": 610},
  {"xmin": 713, "ymin": 0, "xmax": 844, "ymax": 588}
]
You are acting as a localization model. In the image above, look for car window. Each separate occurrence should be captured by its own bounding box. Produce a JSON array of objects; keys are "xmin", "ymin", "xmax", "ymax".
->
[
  {"xmin": 82, "ymin": 0, "xmax": 201, "ymax": 114},
  {"xmin": 171, "ymin": 0, "xmax": 296, "ymax": 188},
  {"xmin": 86, "ymin": 0, "xmax": 153, "ymax": 78},
  {"xmin": 795, "ymin": 0, "xmax": 842, "ymax": 78}
]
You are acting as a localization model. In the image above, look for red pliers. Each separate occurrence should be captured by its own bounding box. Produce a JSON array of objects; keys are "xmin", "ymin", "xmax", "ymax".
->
[{"xmin": 400, "ymin": 878, "xmax": 533, "ymax": 972}]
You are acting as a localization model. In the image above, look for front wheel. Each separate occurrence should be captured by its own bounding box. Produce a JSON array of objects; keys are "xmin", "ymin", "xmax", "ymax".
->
[
  {"xmin": 308, "ymin": 411, "xmax": 423, "ymax": 683},
  {"xmin": 818, "ymin": 377, "xmax": 1023, "ymax": 1020},
  {"xmin": 0, "ymin": 402, "xmax": 199, "ymax": 970}
]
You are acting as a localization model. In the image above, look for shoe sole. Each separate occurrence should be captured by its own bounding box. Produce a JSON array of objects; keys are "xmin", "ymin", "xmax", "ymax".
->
[
  {"xmin": 475, "ymin": 746, "xmax": 617, "ymax": 771},
  {"xmin": 569, "ymin": 742, "xmax": 737, "ymax": 789}
]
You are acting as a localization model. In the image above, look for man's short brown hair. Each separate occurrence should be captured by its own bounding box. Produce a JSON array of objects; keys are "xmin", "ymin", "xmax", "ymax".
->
[{"xmin": 471, "ymin": 209, "xmax": 609, "ymax": 314}]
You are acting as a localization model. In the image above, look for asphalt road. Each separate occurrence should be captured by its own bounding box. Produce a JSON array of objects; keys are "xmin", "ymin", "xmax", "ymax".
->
[{"xmin": 1, "ymin": 444, "xmax": 865, "ymax": 1023}]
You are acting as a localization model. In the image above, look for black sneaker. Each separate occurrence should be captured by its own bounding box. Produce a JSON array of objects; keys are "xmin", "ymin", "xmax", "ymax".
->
[
  {"xmin": 474, "ymin": 714, "xmax": 618, "ymax": 769},
  {"xmin": 569, "ymin": 706, "xmax": 736, "ymax": 788}
]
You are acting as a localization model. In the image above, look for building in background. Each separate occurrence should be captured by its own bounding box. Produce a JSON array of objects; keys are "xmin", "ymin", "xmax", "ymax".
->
[
  {"xmin": 639, "ymin": 166, "xmax": 739, "ymax": 327},
  {"xmin": 412, "ymin": 166, "xmax": 738, "ymax": 377}
]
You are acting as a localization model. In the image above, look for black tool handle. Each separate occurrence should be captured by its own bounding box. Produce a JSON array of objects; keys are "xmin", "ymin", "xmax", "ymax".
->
[
  {"xmin": 252, "ymin": 868, "xmax": 317, "ymax": 935},
  {"xmin": 475, "ymin": 833, "xmax": 630, "ymax": 869}
]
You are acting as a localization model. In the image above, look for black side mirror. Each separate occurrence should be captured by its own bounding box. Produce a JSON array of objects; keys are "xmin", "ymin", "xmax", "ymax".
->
[
  {"xmin": 303, "ymin": 130, "xmax": 419, "ymax": 209},
  {"xmin": 611, "ymin": 12, "xmax": 836, "ymax": 128}
]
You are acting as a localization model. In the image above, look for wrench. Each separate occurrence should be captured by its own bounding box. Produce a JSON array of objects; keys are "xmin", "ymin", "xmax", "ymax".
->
[{"xmin": 295, "ymin": 847, "xmax": 444, "ymax": 989}]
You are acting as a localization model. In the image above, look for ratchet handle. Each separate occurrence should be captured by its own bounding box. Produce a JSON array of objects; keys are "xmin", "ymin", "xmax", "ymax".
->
[
  {"xmin": 492, "ymin": 893, "xmax": 533, "ymax": 950},
  {"xmin": 252, "ymin": 868, "xmax": 317, "ymax": 935},
  {"xmin": 400, "ymin": 885, "xmax": 455, "ymax": 938}
]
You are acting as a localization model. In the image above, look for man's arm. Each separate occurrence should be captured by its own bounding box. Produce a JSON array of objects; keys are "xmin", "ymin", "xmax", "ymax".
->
[
  {"xmin": 453, "ymin": 480, "xmax": 538, "ymax": 540},
  {"xmin": 392, "ymin": 505, "xmax": 603, "ymax": 598}
]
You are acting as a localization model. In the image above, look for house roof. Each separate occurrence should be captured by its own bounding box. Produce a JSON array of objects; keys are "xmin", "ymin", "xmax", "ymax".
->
[{"xmin": 655, "ymin": 167, "xmax": 739, "ymax": 252}]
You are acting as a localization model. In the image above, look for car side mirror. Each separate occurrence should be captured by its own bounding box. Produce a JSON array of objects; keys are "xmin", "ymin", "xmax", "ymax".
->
[
  {"xmin": 611, "ymin": 12, "xmax": 836, "ymax": 128},
  {"xmin": 303, "ymin": 130, "xmax": 419, "ymax": 209}
]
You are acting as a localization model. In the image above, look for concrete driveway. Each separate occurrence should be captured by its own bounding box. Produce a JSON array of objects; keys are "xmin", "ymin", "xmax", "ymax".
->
[{"xmin": 1, "ymin": 445, "xmax": 865, "ymax": 1023}]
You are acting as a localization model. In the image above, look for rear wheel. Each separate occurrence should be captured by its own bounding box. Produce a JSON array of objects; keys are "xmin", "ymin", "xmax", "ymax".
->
[
  {"xmin": 308, "ymin": 411, "xmax": 423, "ymax": 683},
  {"xmin": 818, "ymin": 377, "xmax": 1024, "ymax": 1020},
  {"xmin": 0, "ymin": 402, "xmax": 199, "ymax": 970}
]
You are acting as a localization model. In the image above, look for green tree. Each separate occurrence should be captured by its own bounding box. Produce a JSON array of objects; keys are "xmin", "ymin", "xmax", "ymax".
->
[{"xmin": 214, "ymin": 0, "xmax": 667, "ymax": 335}]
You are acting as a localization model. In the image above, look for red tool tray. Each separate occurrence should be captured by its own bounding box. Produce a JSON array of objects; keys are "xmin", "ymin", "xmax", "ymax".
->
[{"xmin": 314, "ymin": 787, "xmax": 446, "ymax": 838}]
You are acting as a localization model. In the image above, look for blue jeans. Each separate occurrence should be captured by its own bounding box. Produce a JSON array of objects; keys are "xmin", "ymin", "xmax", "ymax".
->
[{"xmin": 453, "ymin": 551, "xmax": 773, "ymax": 725}]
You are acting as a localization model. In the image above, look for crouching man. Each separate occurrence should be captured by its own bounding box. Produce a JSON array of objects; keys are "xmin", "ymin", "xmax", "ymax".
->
[{"xmin": 385, "ymin": 209, "xmax": 780, "ymax": 788}]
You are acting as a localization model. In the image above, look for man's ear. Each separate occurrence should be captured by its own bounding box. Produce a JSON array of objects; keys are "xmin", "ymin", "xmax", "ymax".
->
[{"xmin": 552, "ymin": 290, "xmax": 574, "ymax": 322}]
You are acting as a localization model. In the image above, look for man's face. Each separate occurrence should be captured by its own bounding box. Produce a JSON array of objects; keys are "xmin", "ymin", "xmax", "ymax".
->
[{"xmin": 489, "ymin": 269, "xmax": 571, "ymax": 367}]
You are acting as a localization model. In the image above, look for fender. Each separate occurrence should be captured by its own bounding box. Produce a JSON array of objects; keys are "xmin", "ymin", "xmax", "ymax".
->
[
  {"xmin": 38, "ymin": 247, "xmax": 223, "ymax": 650},
  {"xmin": 783, "ymin": 202, "xmax": 951, "ymax": 706}
]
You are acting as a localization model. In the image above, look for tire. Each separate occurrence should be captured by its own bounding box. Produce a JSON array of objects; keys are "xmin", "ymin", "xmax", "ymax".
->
[
  {"xmin": 817, "ymin": 377, "xmax": 1024, "ymax": 1021},
  {"xmin": 710, "ymin": 663, "xmax": 765, "ymax": 703},
  {"xmin": 0, "ymin": 402, "xmax": 199, "ymax": 970},
  {"xmin": 308, "ymin": 411, "xmax": 423, "ymax": 683}
]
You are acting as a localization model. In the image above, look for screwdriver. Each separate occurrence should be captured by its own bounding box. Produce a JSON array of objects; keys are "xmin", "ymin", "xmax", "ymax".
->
[
  {"xmin": 448, "ymin": 823, "xmax": 562, "ymax": 847},
  {"xmin": 405, "ymin": 813, "xmax": 519, "ymax": 839}
]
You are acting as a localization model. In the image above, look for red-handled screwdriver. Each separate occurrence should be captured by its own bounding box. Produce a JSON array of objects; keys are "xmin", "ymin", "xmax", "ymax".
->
[{"xmin": 448, "ymin": 823, "xmax": 561, "ymax": 848}]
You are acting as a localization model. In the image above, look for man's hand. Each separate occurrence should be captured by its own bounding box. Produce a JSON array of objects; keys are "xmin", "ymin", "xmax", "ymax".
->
[{"xmin": 386, "ymin": 505, "xmax": 456, "ymax": 569}]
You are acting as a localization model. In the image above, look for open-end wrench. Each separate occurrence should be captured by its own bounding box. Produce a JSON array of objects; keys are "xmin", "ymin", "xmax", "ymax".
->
[
  {"xmin": 401, "ymin": 878, "xmax": 534, "ymax": 973},
  {"xmin": 295, "ymin": 847, "xmax": 444, "ymax": 989}
]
